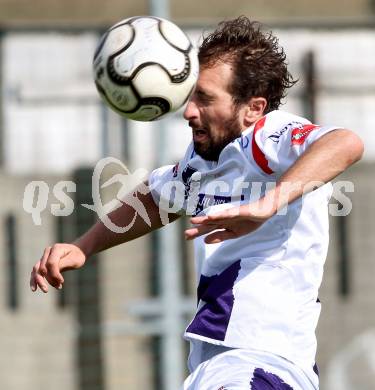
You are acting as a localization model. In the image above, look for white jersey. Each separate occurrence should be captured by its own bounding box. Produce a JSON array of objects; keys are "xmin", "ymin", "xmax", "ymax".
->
[
  {"xmin": 182, "ymin": 348, "xmax": 318, "ymax": 390},
  {"xmin": 149, "ymin": 110, "xmax": 340, "ymax": 380}
]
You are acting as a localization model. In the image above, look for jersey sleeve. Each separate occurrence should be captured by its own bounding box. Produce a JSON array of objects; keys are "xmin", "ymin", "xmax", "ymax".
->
[
  {"xmin": 252, "ymin": 112, "xmax": 342, "ymax": 176},
  {"xmin": 148, "ymin": 143, "xmax": 195, "ymax": 214}
]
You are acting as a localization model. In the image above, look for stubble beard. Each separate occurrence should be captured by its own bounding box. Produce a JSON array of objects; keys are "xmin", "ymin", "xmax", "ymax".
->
[{"xmin": 194, "ymin": 111, "xmax": 242, "ymax": 161}]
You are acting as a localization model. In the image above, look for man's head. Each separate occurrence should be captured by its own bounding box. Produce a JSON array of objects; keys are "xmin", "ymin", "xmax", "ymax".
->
[
  {"xmin": 198, "ymin": 16, "xmax": 296, "ymax": 113},
  {"xmin": 184, "ymin": 16, "xmax": 296, "ymax": 161}
]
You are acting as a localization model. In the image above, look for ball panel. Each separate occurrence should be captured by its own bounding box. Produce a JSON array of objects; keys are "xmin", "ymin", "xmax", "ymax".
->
[
  {"xmin": 126, "ymin": 97, "xmax": 170, "ymax": 121},
  {"xmin": 106, "ymin": 84, "xmax": 138, "ymax": 111},
  {"xmin": 94, "ymin": 23, "xmax": 135, "ymax": 85},
  {"xmin": 159, "ymin": 19, "xmax": 191, "ymax": 52},
  {"xmin": 93, "ymin": 31, "xmax": 109, "ymax": 62},
  {"xmin": 93, "ymin": 16, "xmax": 199, "ymax": 121},
  {"xmin": 133, "ymin": 65, "xmax": 196, "ymax": 112},
  {"xmin": 104, "ymin": 24, "xmax": 135, "ymax": 57},
  {"xmin": 96, "ymin": 77, "xmax": 170, "ymax": 121},
  {"xmin": 132, "ymin": 65, "xmax": 173, "ymax": 99},
  {"xmin": 95, "ymin": 80, "xmax": 138, "ymax": 111},
  {"xmin": 189, "ymin": 47, "xmax": 200, "ymax": 80},
  {"xmin": 111, "ymin": 20, "xmax": 187, "ymax": 81}
]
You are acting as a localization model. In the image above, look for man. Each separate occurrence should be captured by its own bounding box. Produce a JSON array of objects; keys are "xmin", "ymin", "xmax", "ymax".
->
[{"xmin": 30, "ymin": 17, "xmax": 363, "ymax": 389}]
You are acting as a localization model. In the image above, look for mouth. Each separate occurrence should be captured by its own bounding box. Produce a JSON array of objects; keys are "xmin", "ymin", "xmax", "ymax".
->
[{"xmin": 192, "ymin": 128, "xmax": 209, "ymax": 143}]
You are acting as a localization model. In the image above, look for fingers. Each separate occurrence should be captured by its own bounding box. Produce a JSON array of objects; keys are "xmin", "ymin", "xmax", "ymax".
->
[
  {"xmin": 186, "ymin": 205, "xmax": 263, "ymax": 243},
  {"xmin": 186, "ymin": 210, "xmax": 238, "ymax": 240},
  {"xmin": 30, "ymin": 262, "xmax": 39, "ymax": 292},
  {"xmin": 185, "ymin": 222, "xmax": 238, "ymax": 243},
  {"xmin": 31, "ymin": 245, "xmax": 66, "ymax": 292},
  {"xmin": 44, "ymin": 245, "xmax": 65, "ymax": 288},
  {"xmin": 31, "ymin": 248, "xmax": 51, "ymax": 293},
  {"xmin": 30, "ymin": 261, "xmax": 49, "ymax": 293},
  {"xmin": 185, "ymin": 223, "xmax": 221, "ymax": 240},
  {"xmin": 30, "ymin": 243, "xmax": 86, "ymax": 293},
  {"xmin": 204, "ymin": 229, "xmax": 237, "ymax": 244},
  {"xmin": 190, "ymin": 214, "xmax": 227, "ymax": 225},
  {"xmin": 190, "ymin": 215, "xmax": 211, "ymax": 225},
  {"xmin": 190, "ymin": 207, "xmax": 241, "ymax": 225},
  {"xmin": 38, "ymin": 246, "xmax": 52, "ymax": 277}
]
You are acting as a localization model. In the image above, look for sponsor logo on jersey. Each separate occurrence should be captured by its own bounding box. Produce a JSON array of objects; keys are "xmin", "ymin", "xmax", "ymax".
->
[
  {"xmin": 268, "ymin": 121, "xmax": 304, "ymax": 143},
  {"xmin": 291, "ymin": 124, "xmax": 320, "ymax": 145},
  {"xmin": 194, "ymin": 193, "xmax": 244, "ymax": 215}
]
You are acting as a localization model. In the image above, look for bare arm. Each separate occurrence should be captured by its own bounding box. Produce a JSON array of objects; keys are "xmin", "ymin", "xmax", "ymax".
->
[
  {"xmin": 185, "ymin": 129, "xmax": 364, "ymax": 243},
  {"xmin": 76, "ymin": 181, "xmax": 178, "ymax": 256},
  {"xmin": 31, "ymin": 181, "xmax": 180, "ymax": 292},
  {"xmin": 269, "ymin": 128, "xmax": 364, "ymax": 208}
]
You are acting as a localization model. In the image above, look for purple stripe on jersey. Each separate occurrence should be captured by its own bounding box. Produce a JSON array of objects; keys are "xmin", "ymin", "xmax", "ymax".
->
[
  {"xmin": 250, "ymin": 368, "xmax": 294, "ymax": 389},
  {"xmin": 186, "ymin": 260, "xmax": 241, "ymax": 341},
  {"xmin": 313, "ymin": 363, "xmax": 319, "ymax": 377}
]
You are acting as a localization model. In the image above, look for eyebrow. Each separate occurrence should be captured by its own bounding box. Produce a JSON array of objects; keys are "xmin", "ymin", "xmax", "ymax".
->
[{"xmin": 195, "ymin": 88, "xmax": 215, "ymax": 100}]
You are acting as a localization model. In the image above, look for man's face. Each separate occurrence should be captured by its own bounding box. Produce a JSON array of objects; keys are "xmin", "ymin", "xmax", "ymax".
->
[{"xmin": 183, "ymin": 62, "xmax": 245, "ymax": 161}]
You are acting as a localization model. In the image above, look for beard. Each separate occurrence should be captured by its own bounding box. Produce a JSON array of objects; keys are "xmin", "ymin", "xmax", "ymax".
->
[{"xmin": 193, "ymin": 110, "xmax": 242, "ymax": 161}]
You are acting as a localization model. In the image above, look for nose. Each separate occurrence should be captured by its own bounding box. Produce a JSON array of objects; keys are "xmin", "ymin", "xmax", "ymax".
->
[{"xmin": 183, "ymin": 97, "xmax": 199, "ymax": 122}]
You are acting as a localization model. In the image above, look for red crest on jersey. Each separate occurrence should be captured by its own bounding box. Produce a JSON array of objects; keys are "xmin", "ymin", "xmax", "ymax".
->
[
  {"xmin": 291, "ymin": 124, "xmax": 320, "ymax": 145},
  {"xmin": 252, "ymin": 116, "xmax": 274, "ymax": 174}
]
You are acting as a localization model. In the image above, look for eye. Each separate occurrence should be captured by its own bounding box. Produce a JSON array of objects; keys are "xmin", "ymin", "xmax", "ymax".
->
[{"xmin": 195, "ymin": 90, "xmax": 215, "ymax": 105}]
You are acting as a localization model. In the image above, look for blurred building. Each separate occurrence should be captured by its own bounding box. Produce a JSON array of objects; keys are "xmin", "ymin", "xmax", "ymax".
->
[
  {"xmin": 0, "ymin": 0, "xmax": 374, "ymax": 25},
  {"xmin": 0, "ymin": 2, "xmax": 374, "ymax": 390}
]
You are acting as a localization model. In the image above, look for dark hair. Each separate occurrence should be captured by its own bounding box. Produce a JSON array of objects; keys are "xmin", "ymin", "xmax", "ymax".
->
[{"xmin": 198, "ymin": 16, "xmax": 297, "ymax": 112}]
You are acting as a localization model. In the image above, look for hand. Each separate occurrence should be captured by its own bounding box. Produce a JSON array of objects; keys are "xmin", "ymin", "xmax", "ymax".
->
[
  {"xmin": 184, "ymin": 201, "xmax": 275, "ymax": 244},
  {"xmin": 30, "ymin": 243, "xmax": 86, "ymax": 293}
]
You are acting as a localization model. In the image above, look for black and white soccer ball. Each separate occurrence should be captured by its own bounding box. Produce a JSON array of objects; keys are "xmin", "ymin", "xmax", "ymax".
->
[{"xmin": 93, "ymin": 16, "xmax": 199, "ymax": 121}]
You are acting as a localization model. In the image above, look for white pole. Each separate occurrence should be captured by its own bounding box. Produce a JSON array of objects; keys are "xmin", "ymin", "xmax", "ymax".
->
[
  {"xmin": 148, "ymin": 2, "xmax": 186, "ymax": 389},
  {"xmin": 149, "ymin": 0, "xmax": 170, "ymax": 19}
]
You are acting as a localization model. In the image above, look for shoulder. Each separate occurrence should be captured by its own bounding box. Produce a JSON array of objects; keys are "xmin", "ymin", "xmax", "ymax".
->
[
  {"xmin": 249, "ymin": 110, "xmax": 316, "ymax": 175},
  {"xmin": 253, "ymin": 110, "xmax": 312, "ymax": 143}
]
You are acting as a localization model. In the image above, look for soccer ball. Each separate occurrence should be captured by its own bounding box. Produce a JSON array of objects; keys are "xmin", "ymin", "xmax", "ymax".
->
[{"xmin": 93, "ymin": 16, "xmax": 199, "ymax": 121}]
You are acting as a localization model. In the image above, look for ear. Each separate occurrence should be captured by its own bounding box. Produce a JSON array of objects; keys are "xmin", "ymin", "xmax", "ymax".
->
[{"xmin": 243, "ymin": 97, "xmax": 267, "ymax": 127}]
